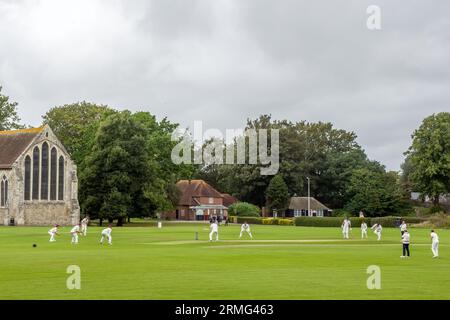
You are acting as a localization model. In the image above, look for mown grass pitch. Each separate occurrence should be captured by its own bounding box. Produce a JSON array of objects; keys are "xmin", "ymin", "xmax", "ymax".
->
[{"xmin": 0, "ymin": 223, "xmax": 448, "ymax": 300}]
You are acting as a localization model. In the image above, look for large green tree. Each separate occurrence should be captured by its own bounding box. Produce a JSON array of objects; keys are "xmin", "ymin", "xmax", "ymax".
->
[
  {"xmin": 0, "ymin": 86, "xmax": 23, "ymax": 130},
  {"xmin": 194, "ymin": 114, "xmax": 369, "ymax": 208},
  {"xmin": 265, "ymin": 175, "xmax": 290, "ymax": 215},
  {"xmin": 42, "ymin": 102, "xmax": 116, "ymax": 167},
  {"xmin": 345, "ymin": 168, "xmax": 409, "ymax": 216},
  {"xmin": 406, "ymin": 112, "xmax": 450, "ymax": 205},
  {"xmin": 80, "ymin": 110, "xmax": 193, "ymax": 224},
  {"xmin": 81, "ymin": 111, "xmax": 155, "ymax": 225}
]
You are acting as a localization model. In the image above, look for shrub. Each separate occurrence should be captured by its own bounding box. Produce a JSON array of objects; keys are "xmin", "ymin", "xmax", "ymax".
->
[
  {"xmin": 294, "ymin": 216, "xmax": 428, "ymax": 228},
  {"xmin": 227, "ymin": 216, "xmax": 237, "ymax": 223},
  {"xmin": 278, "ymin": 218, "xmax": 294, "ymax": 226},
  {"xmin": 430, "ymin": 205, "xmax": 446, "ymax": 214},
  {"xmin": 229, "ymin": 202, "xmax": 261, "ymax": 217},
  {"xmin": 262, "ymin": 218, "xmax": 294, "ymax": 225},
  {"xmin": 295, "ymin": 217, "xmax": 343, "ymax": 227},
  {"xmin": 236, "ymin": 216, "xmax": 263, "ymax": 225},
  {"xmin": 332, "ymin": 209, "xmax": 352, "ymax": 217}
]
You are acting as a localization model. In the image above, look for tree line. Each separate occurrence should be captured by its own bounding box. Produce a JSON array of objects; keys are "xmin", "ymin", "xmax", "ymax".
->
[{"xmin": 1, "ymin": 86, "xmax": 449, "ymax": 219}]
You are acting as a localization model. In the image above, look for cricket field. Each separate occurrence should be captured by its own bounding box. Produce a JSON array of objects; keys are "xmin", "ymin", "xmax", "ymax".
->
[{"xmin": 0, "ymin": 223, "xmax": 448, "ymax": 300}]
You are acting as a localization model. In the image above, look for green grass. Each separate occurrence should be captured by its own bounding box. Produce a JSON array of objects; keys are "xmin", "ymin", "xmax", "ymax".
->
[{"xmin": 0, "ymin": 224, "xmax": 448, "ymax": 300}]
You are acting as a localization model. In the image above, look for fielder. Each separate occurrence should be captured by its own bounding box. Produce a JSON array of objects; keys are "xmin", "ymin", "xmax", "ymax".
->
[
  {"xmin": 341, "ymin": 218, "xmax": 351, "ymax": 239},
  {"xmin": 48, "ymin": 225, "xmax": 59, "ymax": 242},
  {"xmin": 361, "ymin": 222, "xmax": 368, "ymax": 239},
  {"xmin": 431, "ymin": 230, "xmax": 439, "ymax": 258},
  {"xmin": 70, "ymin": 224, "xmax": 82, "ymax": 244},
  {"xmin": 400, "ymin": 221, "xmax": 407, "ymax": 235},
  {"xmin": 209, "ymin": 221, "xmax": 219, "ymax": 242},
  {"xmin": 401, "ymin": 230, "xmax": 411, "ymax": 258},
  {"xmin": 81, "ymin": 217, "xmax": 89, "ymax": 236},
  {"xmin": 239, "ymin": 222, "xmax": 253, "ymax": 239},
  {"xmin": 372, "ymin": 224, "xmax": 383, "ymax": 241},
  {"xmin": 100, "ymin": 225, "xmax": 113, "ymax": 245}
]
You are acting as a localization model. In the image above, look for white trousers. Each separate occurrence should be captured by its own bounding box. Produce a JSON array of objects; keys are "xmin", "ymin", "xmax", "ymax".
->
[
  {"xmin": 375, "ymin": 231, "xmax": 381, "ymax": 241},
  {"xmin": 101, "ymin": 234, "xmax": 112, "ymax": 244},
  {"xmin": 81, "ymin": 225, "xmax": 87, "ymax": 236},
  {"xmin": 342, "ymin": 229, "xmax": 349, "ymax": 239},
  {"xmin": 209, "ymin": 231, "xmax": 219, "ymax": 241},
  {"xmin": 361, "ymin": 230, "xmax": 368, "ymax": 239},
  {"xmin": 432, "ymin": 241, "xmax": 439, "ymax": 257},
  {"xmin": 48, "ymin": 232, "xmax": 56, "ymax": 242},
  {"xmin": 240, "ymin": 230, "xmax": 253, "ymax": 239},
  {"xmin": 71, "ymin": 233, "xmax": 79, "ymax": 244}
]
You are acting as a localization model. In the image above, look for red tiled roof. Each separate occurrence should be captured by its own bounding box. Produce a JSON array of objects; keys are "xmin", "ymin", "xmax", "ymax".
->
[
  {"xmin": 221, "ymin": 193, "xmax": 238, "ymax": 207},
  {"xmin": 0, "ymin": 127, "xmax": 43, "ymax": 169},
  {"xmin": 177, "ymin": 180, "xmax": 223, "ymax": 206}
]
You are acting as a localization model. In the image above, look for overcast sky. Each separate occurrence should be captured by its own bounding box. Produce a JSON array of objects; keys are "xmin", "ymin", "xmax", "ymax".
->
[{"xmin": 1, "ymin": 0, "xmax": 449, "ymax": 171}]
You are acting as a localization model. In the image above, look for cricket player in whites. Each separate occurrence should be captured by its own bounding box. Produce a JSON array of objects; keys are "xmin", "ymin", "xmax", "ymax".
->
[
  {"xmin": 341, "ymin": 218, "xmax": 351, "ymax": 239},
  {"xmin": 100, "ymin": 225, "xmax": 113, "ymax": 245},
  {"xmin": 372, "ymin": 224, "xmax": 383, "ymax": 241},
  {"xmin": 431, "ymin": 230, "xmax": 439, "ymax": 258},
  {"xmin": 81, "ymin": 216, "xmax": 89, "ymax": 236},
  {"xmin": 239, "ymin": 221, "xmax": 253, "ymax": 239},
  {"xmin": 400, "ymin": 220, "xmax": 407, "ymax": 235},
  {"xmin": 361, "ymin": 221, "xmax": 368, "ymax": 239},
  {"xmin": 209, "ymin": 220, "xmax": 219, "ymax": 242},
  {"xmin": 48, "ymin": 225, "xmax": 59, "ymax": 242},
  {"xmin": 70, "ymin": 224, "xmax": 82, "ymax": 244}
]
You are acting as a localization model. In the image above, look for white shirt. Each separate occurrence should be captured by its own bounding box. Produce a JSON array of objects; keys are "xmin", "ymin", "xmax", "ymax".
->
[
  {"xmin": 71, "ymin": 225, "xmax": 80, "ymax": 233},
  {"xmin": 102, "ymin": 227, "xmax": 112, "ymax": 235},
  {"xmin": 210, "ymin": 223, "xmax": 218, "ymax": 232},
  {"xmin": 372, "ymin": 224, "xmax": 382, "ymax": 232},
  {"xmin": 361, "ymin": 223, "xmax": 368, "ymax": 231},
  {"xmin": 241, "ymin": 223, "xmax": 250, "ymax": 231},
  {"xmin": 402, "ymin": 233, "xmax": 410, "ymax": 244},
  {"xmin": 49, "ymin": 227, "xmax": 58, "ymax": 234},
  {"xmin": 342, "ymin": 220, "xmax": 351, "ymax": 230},
  {"xmin": 400, "ymin": 223, "xmax": 407, "ymax": 232},
  {"xmin": 431, "ymin": 232, "xmax": 439, "ymax": 243},
  {"xmin": 81, "ymin": 218, "xmax": 88, "ymax": 226}
]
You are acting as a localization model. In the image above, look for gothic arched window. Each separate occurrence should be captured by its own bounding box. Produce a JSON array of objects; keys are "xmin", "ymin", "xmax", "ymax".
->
[
  {"xmin": 50, "ymin": 148, "xmax": 57, "ymax": 201},
  {"xmin": 32, "ymin": 146, "xmax": 40, "ymax": 200},
  {"xmin": 41, "ymin": 142, "xmax": 49, "ymax": 200},
  {"xmin": 0, "ymin": 176, "xmax": 7, "ymax": 207},
  {"xmin": 24, "ymin": 156, "xmax": 31, "ymax": 201},
  {"xmin": 58, "ymin": 156, "xmax": 65, "ymax": 200}
]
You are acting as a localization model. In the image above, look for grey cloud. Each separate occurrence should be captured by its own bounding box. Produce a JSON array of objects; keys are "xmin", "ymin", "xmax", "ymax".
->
[{"xmin": 0, "ymin": 0, "xmax": 449, "ymax": 171}]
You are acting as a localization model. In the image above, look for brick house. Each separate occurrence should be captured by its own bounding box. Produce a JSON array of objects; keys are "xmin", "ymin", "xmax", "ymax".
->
[{"xmin": 166, "ymin": 180, "xmax": 229, "ymax": 221}]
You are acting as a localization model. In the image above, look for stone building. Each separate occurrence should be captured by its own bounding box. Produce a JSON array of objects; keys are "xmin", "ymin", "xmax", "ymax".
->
[{"xmin": 0, "ymin": 126, "xmax": 79, "ymax": 226}]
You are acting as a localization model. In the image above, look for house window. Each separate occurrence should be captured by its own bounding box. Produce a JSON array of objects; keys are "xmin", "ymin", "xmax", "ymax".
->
[
  {"xmin": 41, "ymin": 142, "xmax": 49, "ymax": 200},
  {"xmin": 209, "ymin": 197, "xmax": 214, "ymax": 204},
  {"xmin": 58, "ymin": 156, "xmax": 65, "ymax": 200},
  {"xmin": 0, "ymin": 175, "xmax": 8, "ymax": 207},
  {"xmin": 32, "ymin": 146, "xmax": 40, "ymax": 200},
  {"xmin": 24, "ymin": 156, "xmax": 31, "ymax": 201},
  {"xmin": 50, "ymin": 148, "xmax": 57, "ymax": 200},
  {"xmin": 294, "ymin": 210, "xmax": 301, "ymax": 217}
]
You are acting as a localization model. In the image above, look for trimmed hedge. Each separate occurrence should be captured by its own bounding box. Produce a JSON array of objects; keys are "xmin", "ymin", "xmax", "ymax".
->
[
  {"xmin": 236, "ymin": 216, "xmax": 264, "ymax": 225},
  {"xmin": 295, "ymin": 216, "xmax": 428, "ymax": 228},
  {"xmin": 234, "ymin": 216, "xmax": 428, "ymax": 227},
  {"xmin": 262, "ymin": 218, "xmax": 294, "ymax": 226}
]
